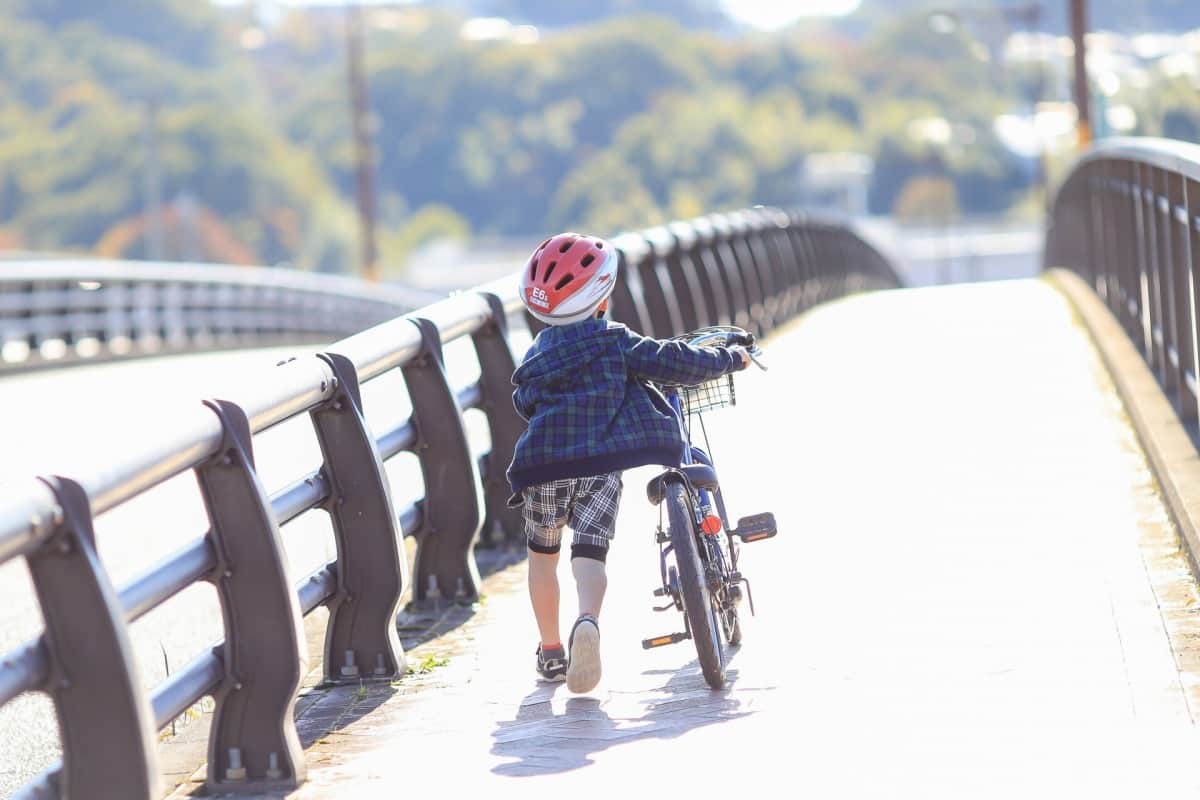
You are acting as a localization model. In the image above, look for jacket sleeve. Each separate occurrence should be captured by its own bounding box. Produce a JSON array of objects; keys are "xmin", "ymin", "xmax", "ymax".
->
[
  {"xmin": 622, "ymin": 329, "xmax": 741, "ymax": 386},
  {"xmin": 512, "ymin": 382, "xmax": 533, "ymax": 422}
]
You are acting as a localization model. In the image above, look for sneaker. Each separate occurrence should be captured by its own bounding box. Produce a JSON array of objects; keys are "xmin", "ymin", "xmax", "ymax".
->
[
  {"xmin": 566, "ymin": 614, "xmax": 601, "ymax": 693},
  {"xmin": 536, "ymin": 643, "xmax": 567, "ymax": 682}
]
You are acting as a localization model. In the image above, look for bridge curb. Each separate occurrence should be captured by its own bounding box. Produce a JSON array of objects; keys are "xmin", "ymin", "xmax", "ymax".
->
[{"xmin": 1047, "ymin": 268, "xmax": 1200, "ymax": 583}]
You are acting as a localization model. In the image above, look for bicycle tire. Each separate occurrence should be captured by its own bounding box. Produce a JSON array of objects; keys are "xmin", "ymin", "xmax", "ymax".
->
[{"xmin": 666, "ymin": 481, "xmax": 726, "ymax": 688}]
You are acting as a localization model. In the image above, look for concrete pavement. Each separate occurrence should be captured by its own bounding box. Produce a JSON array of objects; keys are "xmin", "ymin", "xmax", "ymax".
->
[{"xmin": 154, "ymin": 278, "xmax": 1200, "ymax": 798}]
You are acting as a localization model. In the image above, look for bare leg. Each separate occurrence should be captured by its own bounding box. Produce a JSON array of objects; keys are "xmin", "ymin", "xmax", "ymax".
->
[
  {"xmin": 567, "ymin": 555, "xmax": 606, "ymax": 692},
  {"xmin": 571, "ymin": 556, "xmax": 607, "ymax": 619},
  {"xmin": 528, "ymin": 548, "xmax": 561, "ymax": 647}
]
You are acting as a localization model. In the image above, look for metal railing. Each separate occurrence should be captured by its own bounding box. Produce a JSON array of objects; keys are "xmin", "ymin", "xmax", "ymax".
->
[
  {"xmin": 1046, "ymin": 137, "xmax": 1200, "ymax": 429},
  {"xmin": 0, "ymin": 207, "xmax": 898, "ymax": 799},
  {"xmin": 0, "ymin": 260, "xmax": 439, "ymax": 374}
]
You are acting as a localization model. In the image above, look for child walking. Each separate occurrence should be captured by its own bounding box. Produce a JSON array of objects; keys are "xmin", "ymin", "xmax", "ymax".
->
[{"xmin": 507, "ymin": 232, "xmax": 750, "ymax": 693}]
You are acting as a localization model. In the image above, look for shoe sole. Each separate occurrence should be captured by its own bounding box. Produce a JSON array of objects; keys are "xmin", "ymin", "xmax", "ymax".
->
[{"xmin": 566, "ymin": 620, "xmax": 601, "ymax": 693}]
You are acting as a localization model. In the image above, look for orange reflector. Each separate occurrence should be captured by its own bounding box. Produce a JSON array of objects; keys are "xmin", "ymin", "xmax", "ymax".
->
[
  {"xmin": 701, "ymin": 515, "xmax": 722, "ymax": 534},
  {"xmin": 744, "ymin": 533, "xmax": 769, "ymax": 541},
  {"xmin": 649, "ymin": 636, "xmax": 674, "ymax": 647}
]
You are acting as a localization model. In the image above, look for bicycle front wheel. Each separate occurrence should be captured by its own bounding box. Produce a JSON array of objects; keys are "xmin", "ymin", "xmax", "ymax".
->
[{"xmin": 666, "ymin": 481, "xmax": 725, "ymax": 688}]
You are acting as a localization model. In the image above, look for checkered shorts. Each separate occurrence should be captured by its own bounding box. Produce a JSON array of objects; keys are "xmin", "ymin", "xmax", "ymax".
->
[{"xmin": 521, "ymin": 473, "xmax": 623, "ymax": 557}]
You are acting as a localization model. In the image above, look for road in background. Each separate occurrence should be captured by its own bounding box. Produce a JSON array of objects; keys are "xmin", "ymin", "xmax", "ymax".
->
[{"xmin": 857, "ymin": 216, "xmax": 1043, "ymax": 287}]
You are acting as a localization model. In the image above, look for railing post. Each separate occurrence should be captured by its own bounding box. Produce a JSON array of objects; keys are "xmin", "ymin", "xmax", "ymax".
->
[
  {"xmin": 718, "ymin": 213, "xmax": 767, "ymax": 335},
  {"xmin": 705, "ymin": 215, "xmax": 752, "ymax": 333},
  {"xmin": 611, "ymin": 236, "xmax": 656, "ymax": 335},
  {"xmin": 472, "ymin": 292, "xmax": 526, "ymax": 545},
  {"xmin": 1122, "ymin": 162, "xmax": 1143, "ymax": 341},
  {"xmin": 1187, "ymin": 176, "xmax": 1200, "ymax": 423},
  {"xmin": 760, "ymin": 207, "xmax": 801, "ymax": 319},
  {"xmin": 309, "ymin": 353, "xmax": 408, "ymax": 682},
  {"xmin": 743, "ymin": 210, "xmax": 782, "ymax": 327},
  {"xmin": 1151, "ymin": 169, "xmax": 1175, "ymax": 390},
  {"xmin": 196, "ymin": 400, "xmax": 306, "ymax": 794},
  {"xmin": 657, "ymin": 225, "xmax": 707, "ymax": 331},
  {"xmin": 1167, "ymin": 169, "xmax": 1194, "ymax": 416},
  {"xmin": 689, "ymin": 219, "xmax": 733, "ymax": 327},
  {"xmin": 642, "ymin": 229, "xmax": 687, "ymax": 336},
  {"xmin": 403, "ymin": 317, "xmax": 484, "ymax": 604},
  {"xmin": 785, "ymin": 212, "xmax": 816, "ymax": 312},
  {"xmin": 26, "ymin": 476, "xmax": 160, "ymax": 800}
]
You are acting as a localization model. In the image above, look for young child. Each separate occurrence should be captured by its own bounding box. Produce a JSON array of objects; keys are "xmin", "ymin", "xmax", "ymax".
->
[{"xmin": 507, "ymin": 232, "xmax": 750, "ymax": 693}]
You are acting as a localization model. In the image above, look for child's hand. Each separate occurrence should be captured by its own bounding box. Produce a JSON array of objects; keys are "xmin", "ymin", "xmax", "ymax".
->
[{"xmin": 729, "ymin": 346, "xmax": 752, "ymax": 370}]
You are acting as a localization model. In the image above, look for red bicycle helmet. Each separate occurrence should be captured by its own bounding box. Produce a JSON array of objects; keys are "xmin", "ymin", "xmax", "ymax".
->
[{"xmin": 519, "ymin": 232, "xmax": 619, "ymax": 325}]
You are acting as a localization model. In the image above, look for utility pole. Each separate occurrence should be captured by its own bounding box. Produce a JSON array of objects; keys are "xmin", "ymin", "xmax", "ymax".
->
[
  {"xmin": 141, "ymin": 98, "xmax": 166, "ymax": 261},
  {"xmin": 1070, "ymin": 0, "xmax": 1092, "ymax": 148},
  {"xmin": 346, "ymin": 4, "xmax": 380, "ymax": 282}
]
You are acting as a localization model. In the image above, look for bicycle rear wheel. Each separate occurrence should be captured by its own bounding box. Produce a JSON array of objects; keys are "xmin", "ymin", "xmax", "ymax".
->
[{"xmin": 666, "ymin": 481, "xmax": 725, "ymax": 688}]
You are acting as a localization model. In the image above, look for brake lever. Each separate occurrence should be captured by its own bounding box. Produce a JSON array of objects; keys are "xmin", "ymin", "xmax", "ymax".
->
[{"xmin": 748, "ymin": 348, "xmax": 768, "ymax": 371}]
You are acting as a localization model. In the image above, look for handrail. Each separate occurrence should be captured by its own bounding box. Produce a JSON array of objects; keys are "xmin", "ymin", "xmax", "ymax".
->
[
  {"xmin": 1045, "ymin": 138, "xmax": 1200, "ymax": 429},
  {"xmin": 0, "ymin": 259, "xmax": 440, "ymax": 375},
  {"xmin": 0, "ymin": 206, "xmax": 898, "ymax": 798}
]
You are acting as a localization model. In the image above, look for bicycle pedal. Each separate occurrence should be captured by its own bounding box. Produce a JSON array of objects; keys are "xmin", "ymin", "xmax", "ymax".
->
[
  {"xmin": 731, "ymin": 512, "xmax": 777, "ymax": 542},
  {"xmin": 642, "ymin": 632, "xmax": 689, "ymax": 649}
]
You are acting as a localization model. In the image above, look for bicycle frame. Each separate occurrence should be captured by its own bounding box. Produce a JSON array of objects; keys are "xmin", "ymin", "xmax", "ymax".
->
[
  {"xmin": 665, "ymin": 390, "xmax": 731, "ymax": 533},
  {"xmin": 663, "ymin": 390, "xmax": 736, "ymax": 570}
]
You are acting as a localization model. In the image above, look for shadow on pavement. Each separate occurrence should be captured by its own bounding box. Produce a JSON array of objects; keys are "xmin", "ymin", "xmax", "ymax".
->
[
  {"xmin": 296, "ymin": 681, "xmax": 399, "ymax": 750},
  {"xmin": 393, "ymin": 544, "xmax": 526, "ymax": 649},
  {"xmin": 489, "ymin": 653, "xmax": 754, "ymax": 777}
]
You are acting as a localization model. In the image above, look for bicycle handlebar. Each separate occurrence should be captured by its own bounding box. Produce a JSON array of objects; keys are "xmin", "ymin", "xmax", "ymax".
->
[{"xmin": 670, "ymin": 325, "xmax": 767, "ymax": 371}]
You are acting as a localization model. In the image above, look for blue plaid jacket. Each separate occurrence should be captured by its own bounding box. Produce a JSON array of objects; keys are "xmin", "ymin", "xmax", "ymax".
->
[{"xmin": 506, "ymin": 319, "xmax": 742, "ymax": 498}]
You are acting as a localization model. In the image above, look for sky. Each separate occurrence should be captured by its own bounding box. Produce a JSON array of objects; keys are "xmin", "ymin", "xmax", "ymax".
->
[
  {"xmin": 720, "ymin": 0, "xmax": 862, "ymax": 29},
  {"xmin": 212, "ymin": 1, "xmax": 864, "ymax": 30}
]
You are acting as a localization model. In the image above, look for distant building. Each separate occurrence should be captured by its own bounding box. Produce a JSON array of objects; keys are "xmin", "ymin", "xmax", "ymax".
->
[{"xmin": 800, "ymin": 152, "xmax": 874, "ymax": 218}]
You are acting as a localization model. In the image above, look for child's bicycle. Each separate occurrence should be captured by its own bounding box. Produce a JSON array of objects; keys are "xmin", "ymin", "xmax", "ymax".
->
[{"xmin": 641, "ymin": 325, "xmax": 776, "ymax": 689}]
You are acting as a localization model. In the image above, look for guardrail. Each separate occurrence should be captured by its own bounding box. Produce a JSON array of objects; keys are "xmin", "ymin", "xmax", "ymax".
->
[
  {"xmin": 0, "ymin": 261, "xmax": 439, "ymax": 375},
  {"xmin": 0, "ymin": 207, "xmax": 898, "ymax": 799},
  {"xmin": 1046, "ymin": 137, "xmax": 1200, "ymax": 429}
]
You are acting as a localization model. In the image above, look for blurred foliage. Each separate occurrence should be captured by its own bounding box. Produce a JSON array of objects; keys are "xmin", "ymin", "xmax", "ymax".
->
[
  {"xmin": 468, "ymin": 0, "xmax": 729, "ymax": 30},
  {"xmin": 851, "ymin": 0, "xmax": 1200, "ymax": 35},
  {"xmin": 379, "ymin": 203, "xmax": 471, "ymax": 277},
  {"xmin": 3, "ymin": 0, "xmax": 1199, "ymax": 274},
  {"xmin": 894, "ymin": 175, "xmax": 960, "ymax": 222}
]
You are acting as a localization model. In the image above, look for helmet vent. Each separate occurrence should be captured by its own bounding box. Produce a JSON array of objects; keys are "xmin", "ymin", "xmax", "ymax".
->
[
  {"xmin": 559, "ymin": 240, "xmax": 575, "ymax": 254},
  {"xmin": 580, "ymin": 254, "xmax": 595, "ymax": 268},
  {"xmin": 555, "ymin": 274, "xmax": 574, "ymax": 291},
  {"xmin": 544, "ymin": 260, "xmax": 557, "ymax": 280}
]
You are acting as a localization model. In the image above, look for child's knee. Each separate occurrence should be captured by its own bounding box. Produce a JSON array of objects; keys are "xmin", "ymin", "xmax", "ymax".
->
[
  {"xmin": 570, "ymin": 543, "xmax": 608, "ymax": 563},
  {"xmin": 527, "ymin": 539, "xmax": 561, "ymax": 557}
]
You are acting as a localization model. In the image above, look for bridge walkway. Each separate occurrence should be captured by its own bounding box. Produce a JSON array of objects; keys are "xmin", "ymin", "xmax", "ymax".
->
[{"xmin": 143, "ymin": 278, "xmax": 1200, "ymax": 797}]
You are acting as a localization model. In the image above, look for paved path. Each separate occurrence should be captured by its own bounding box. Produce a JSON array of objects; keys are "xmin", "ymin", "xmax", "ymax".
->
[{"xmin": 148, "ymin": 278, "xmax": 1200, "ymax": 798}]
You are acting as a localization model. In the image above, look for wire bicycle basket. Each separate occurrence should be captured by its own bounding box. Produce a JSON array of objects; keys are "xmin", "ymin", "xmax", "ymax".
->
[{"xmin": 679, "ymin": 373, "xmax": 736, "ymax": 416}]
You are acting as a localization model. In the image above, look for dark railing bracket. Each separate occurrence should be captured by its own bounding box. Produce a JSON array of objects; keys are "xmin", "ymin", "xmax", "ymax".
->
[
  {"xmin": 473, "ymin": 291, "xmax": 526, "ymax": 546},
  {"xmin": 403, "ymin": 318, "xmax": 484, "ymax": 605},
  {"xmin": 28, "ymin": 476, "xmax": 160, "ymax": 800},
  {"xmin": 196, "ymin": 399, "xmax": 306, "ymax": 794},
  {"xmin": 311, "ymin": 352, "xmax": 408, "ymax": 683}
]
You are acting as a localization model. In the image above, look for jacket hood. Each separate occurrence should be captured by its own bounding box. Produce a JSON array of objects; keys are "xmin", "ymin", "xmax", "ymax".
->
[{"xmin": 512, "ymin": 319, "xmax": 617, "ymax": 386}]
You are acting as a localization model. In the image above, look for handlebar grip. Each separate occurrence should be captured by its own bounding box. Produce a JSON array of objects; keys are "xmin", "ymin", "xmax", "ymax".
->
[{"xmin": 730, "ymin": 332, "xmax": 756, "ymax": 348}]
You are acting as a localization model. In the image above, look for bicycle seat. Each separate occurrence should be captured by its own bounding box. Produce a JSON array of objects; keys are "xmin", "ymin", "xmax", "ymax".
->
[{"xmin": 646, "ymin": 463, "xmax": 720, "ymax": 505}]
